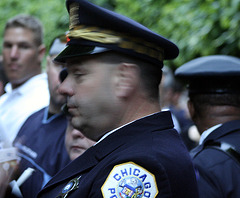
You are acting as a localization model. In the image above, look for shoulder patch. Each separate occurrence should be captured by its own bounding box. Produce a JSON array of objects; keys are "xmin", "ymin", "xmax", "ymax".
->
[{"xmin": 101, "ymin": 162, "xmax": 158, "ymax": 198}]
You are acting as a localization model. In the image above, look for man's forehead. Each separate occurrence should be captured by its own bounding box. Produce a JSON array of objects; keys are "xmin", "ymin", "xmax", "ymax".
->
[
  {"xmin": 5, "ymin": 27, "xmax": 33, "ymax": 35},
  {"xmin": 4, "ymin": 27, "xmax": 35, "ymax": 43}
]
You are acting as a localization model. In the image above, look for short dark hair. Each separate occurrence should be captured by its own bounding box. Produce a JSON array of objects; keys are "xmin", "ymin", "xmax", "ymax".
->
[
  {"xmin": 189, "ymin": 93, "xmax": 240, "ymax": 118},
  {"xmin": 4, "ymin": 14, "xmax": 44, "ymax": 46},
  {"xmin": 96, "ymin": 51, "xmax": 162, "ymax": 101}
]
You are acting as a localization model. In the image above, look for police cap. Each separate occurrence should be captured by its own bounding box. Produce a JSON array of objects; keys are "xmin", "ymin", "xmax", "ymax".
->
[
  {"xmin": 175, "ymin": 55, "xmax": 240, "ymax": 94},
  {"xmin": 49, "ymin": 34, "xmax": 68, "ymax": 56},
  {"xmin": 54, "ymin": 0, "xmax": 179, "ymax": 67}
]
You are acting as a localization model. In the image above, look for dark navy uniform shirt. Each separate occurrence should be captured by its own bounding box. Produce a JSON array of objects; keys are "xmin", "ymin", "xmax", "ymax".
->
[
  {"xmin": 38, "ymin": 111, "xmax": 199, "ymax": 198},
  {"xmin": 13, "ymin": 107, "xmax": 71, "ymax": 198},
  {"xmin": 190, "ymin": 120, "xmax": 240, "ymax": 198}
]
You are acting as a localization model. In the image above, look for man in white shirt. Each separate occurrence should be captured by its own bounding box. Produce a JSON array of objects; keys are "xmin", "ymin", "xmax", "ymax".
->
[{"xmin": 0, "ymin": 14, "xmax": 49, "ymax": 143}]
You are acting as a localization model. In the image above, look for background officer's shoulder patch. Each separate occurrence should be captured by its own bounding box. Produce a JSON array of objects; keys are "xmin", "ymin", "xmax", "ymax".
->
[{"xmin": 101, "ymin": 161, "xmax": 158, "ymax": 198}]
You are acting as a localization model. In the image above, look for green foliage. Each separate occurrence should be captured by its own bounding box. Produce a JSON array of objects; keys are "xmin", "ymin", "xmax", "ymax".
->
[
  {"xmin": 0, "ymin": 0, "xmax": 239, "ymax": 69},
  {"xmin": 0, "ymin": 0, "xmax": 68, "ymax": 53},
  {"xmin": 112, "ymin": 0, "xmax": 240, "ymax": 68}
]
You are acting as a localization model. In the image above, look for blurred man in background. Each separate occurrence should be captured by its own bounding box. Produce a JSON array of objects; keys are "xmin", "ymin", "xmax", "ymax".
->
[
  {"xmin": 160, "ymin": 66, "xmax": 199, "ymax": 150},
  {"xmin": 0, "ymin": 14, "xmax": 49, "ymax": 143}
]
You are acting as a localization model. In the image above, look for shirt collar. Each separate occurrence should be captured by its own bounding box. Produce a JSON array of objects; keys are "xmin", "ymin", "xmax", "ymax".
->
[
  {"xmin": 199, "ymin": 123, "xmax": 222, "ymax": 145},
  {"xmin": 94, "ymin": 112, "xmax": 159, "ymax": 146},
  {"xmin": 4, "ymin": 73, "xmax": 47, "ymax": 95}
]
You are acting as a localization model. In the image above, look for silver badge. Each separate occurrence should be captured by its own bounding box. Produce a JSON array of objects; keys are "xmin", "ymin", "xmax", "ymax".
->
[{"xmin": 57, "ymin": 175, "xmax": 81, "ymax": 198}]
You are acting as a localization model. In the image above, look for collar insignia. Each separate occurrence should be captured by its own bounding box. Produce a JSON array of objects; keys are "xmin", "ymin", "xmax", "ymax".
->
[{"xmin": 57, "ymin": 176, "xmax": 81, "ymax": 198}]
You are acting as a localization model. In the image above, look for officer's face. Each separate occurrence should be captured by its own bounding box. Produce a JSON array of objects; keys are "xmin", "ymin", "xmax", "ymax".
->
[
  {"xmin": 58, "ymin": 55, "xmax": 123, "ymax": 141},
  {"xmin": 2, "ymin": 27, "xmax": 45, "ymax": 88}
]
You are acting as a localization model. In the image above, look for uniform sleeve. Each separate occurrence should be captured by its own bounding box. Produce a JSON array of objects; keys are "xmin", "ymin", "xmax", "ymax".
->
[{"xmin": 195, "ymin": 163, "xmax": 223, "ymax": 198}]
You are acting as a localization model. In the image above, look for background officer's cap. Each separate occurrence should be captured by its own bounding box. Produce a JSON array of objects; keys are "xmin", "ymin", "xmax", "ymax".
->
[
  {"xmin": 55, "ymin": 0, "xmax": 179, "ymax": 67},
  {"xmin": 175, "ymin": 55, "xmax": 240, "ymax": 94},
  {"xmin": 49, "ymin": 34, "xmax": 68, "ymax": 56}
]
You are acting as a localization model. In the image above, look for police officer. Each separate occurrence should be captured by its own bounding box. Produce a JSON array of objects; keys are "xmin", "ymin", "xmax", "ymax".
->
[
  {"xmin": 175, "ymin": 55, "xmax": 240, "ymax": 198},
  {"xmin": 37, "ymin": 0, "xmax": 199, "ymax": 197}
]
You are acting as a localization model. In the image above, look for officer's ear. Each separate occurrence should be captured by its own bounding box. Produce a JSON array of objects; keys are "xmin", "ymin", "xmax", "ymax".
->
[{"xmin": 115, "ymin": 63, "xmax": 140, "ymax": 98}]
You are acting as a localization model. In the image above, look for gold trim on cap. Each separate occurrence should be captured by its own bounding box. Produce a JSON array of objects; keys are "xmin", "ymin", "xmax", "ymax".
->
[
  {"xmin": 68, "ymin": 25, "xmax": 164, "ymax": 61},
  {"xmin": 68, "ymin": 28, "xmax": 121, "ymax": 44},
  {"xmin": 69, "ymin": 3, "xmax": 80, "ymax": 30}
]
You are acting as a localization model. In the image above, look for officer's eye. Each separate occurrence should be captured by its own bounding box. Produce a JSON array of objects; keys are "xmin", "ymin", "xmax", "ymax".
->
[
  {"xmin": 71, "ymin": 67, "xmax": 86, "ymax": 76},
  {"xmin": 74, "ymin": 72, "xmax": 85, "ymax": 78},
  {"xmin": 72, "ymin": 70, "xmax": 87, "ymax": 82}
]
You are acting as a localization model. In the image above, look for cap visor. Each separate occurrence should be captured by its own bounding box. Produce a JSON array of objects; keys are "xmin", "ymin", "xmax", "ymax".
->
[{"xmin": 54, "ymin": 45, "xmax": 109, "ymax": 63}]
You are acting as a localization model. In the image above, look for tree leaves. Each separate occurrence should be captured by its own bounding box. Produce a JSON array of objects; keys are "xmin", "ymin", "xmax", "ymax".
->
[{"xmin": 0, "ymin": 0, "xmax": 239, "ymax": 69}]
